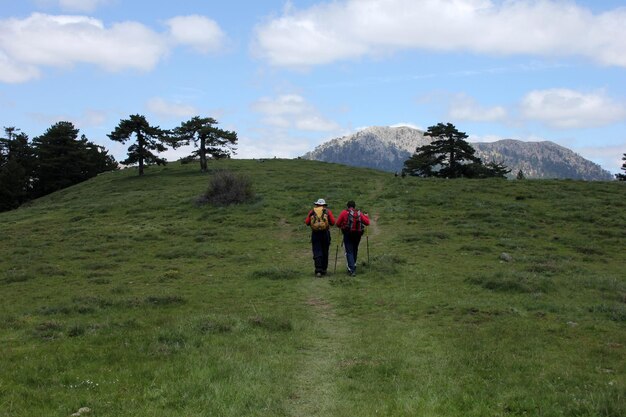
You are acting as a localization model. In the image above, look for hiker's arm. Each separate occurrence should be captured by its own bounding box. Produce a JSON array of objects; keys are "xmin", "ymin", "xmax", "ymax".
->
[
  {"xmin": 328, "ymin": 210, "xmax": 336, "ymax": 226},
  {"xmin": 335, "ymin": 211, "xmax": 345, "ymax": 228},
  {"xmin": 304, "ymin": 210, "xmax": 312, "ymax": 225},
  {"xmin": 361, "ymin": 212, "xmax": 371, "ymax": 226}
]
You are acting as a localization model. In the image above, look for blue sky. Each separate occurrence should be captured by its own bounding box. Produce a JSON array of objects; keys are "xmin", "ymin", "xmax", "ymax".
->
[{"xmin": 1, "ymin": 0, "xmax": 625, "ymax": 174}]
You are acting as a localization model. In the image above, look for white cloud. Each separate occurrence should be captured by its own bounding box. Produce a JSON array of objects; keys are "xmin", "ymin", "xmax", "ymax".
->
[
  {"xmin": 251, "ymin": 94, "xmax": 340, "ymax": 132},
  {"xmin": 246, "ymin": 94, "xmax": 343, "ymax": 158},
  {"xmin": 166, "ymin": 15, "xmax": 226, "ymax": 53},
  {"xmin": 448, "ymin": 94, "xmax": 507, "ymax": 122},
  {"xmin": 237, "ymin": 130, "xmax": 313, "ymax": 159},
  {"xmin": 146, "ymin": 98, "xmax": 199, "ymax": 119},
  {"xmin": 390, "ymin": 122, "xmax": 424, "ymax": 130},
  {"xmin": 254, "ymin": 0, "xmax": 626, "ymax": 68},
  {"xmin": 0, "ymin": 13, "xmax": 166, "ymax": 78},
  {"xmin": 520, "ymin": 89, "xmax": 626, "ymax": 129},
  {"xmin": 58, "ymin": 0, "xmax": 112, "ymax": 13},
  {"xmin": 27, "ymin": 108, "xmax": 108, "ymax": 129},
  {"xmin": 0, "ymin": 51, "xmax": 41, "ymax": 83},
  {"xmin": 468, "ymin": 134, "xmax": 506, "ymax": 143},
  {"xmin": 0, "ymin": 13, "xmax": 227, "ymax": 83}
]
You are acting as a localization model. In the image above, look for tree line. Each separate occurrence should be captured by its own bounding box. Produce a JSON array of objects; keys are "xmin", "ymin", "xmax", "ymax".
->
[{"xmin": 0, "ymin": 115, "xmax": 238, "ymax": 212}]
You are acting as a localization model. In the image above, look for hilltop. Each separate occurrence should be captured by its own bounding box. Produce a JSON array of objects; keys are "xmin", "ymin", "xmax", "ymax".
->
[
  {"xmin": 303, "ymin": 126, "xmax": 613, "ymax": 180},
  {"xmin": 1, "ymin": 159, "xmax": 624, "ymax": 416}
]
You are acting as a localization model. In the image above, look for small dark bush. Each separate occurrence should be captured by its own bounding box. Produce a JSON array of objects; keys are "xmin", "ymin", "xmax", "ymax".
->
[
  {"xmin": 198, "ymin": 170, "xmax": 254, "ymax": 206},
  {"xmin": 467, "ymin": 271, "xmax": 555, "ymax": 294},
  {"xmin": 250, "ymin": 267, "xmax": 300, "ymax": 280},
  {"xmin": 248, "ymin": 315, "xmax": 292, "ymax": 332},
  {"xmin": 38, "ymin": 305, "xmax": 72, "ymax": 315},
  {"xmin": 34, "ymin": 321, "xmax": 64, "ymax": 339},
  {"xmin": 199, "ymin": 320, "xmax": 233, "ymax": 334},
  {"xmin": 368, "ymin": 254, "xmax": 406, "ymax": 274},
  {"xmin": 68, "ymin": 324, "xmax": 86, "ymax": 337},
  {"xmin": 3, "ymin": 269, "xmax": 34, "ymax": 284},
  {"xmin": 145, "ymin": 295, "xmax": 186, "ymax": 306},
  {"xmin": 589, "ymin": 304, "xmax": 626, "ymax": 322}
]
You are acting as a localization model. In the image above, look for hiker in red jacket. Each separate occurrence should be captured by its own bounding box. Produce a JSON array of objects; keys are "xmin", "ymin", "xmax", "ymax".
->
[
  {"xmin": 336, "ymin": 200, "xmax": 370, "ymax": 276},
  {"xmin": 305, "ymin": 198, "xmax": 336, "ymax": 277}
]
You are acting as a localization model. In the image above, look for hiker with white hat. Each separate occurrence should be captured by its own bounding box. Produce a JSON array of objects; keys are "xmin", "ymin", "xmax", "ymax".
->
[{"xmin": 305, "ymin": 198, "xmax": 336, "ymax": 277}]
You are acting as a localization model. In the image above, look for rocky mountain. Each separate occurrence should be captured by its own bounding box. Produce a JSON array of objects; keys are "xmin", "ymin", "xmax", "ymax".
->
[
  {"xmin": 302, "ymin": 126, "xmax": 613, "ymax": 180},
  {"xmin": 471, "ymin": 140, "xmax": 613, "ymax": 180}
]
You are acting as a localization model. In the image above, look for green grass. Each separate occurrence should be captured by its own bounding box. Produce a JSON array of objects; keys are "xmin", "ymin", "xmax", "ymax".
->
[{"xmin": 1, "ymin": 159, "xmax": 625, "ymax": 416}]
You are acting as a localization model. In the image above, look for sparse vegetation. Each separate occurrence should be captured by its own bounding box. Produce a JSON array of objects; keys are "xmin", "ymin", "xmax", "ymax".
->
[
  {"xmin": 0, "ymin": 159, "xmax": 624, "ymax": 416},
  {"xmin": 199, "ymin": 169, "xmax": 254, "ymax": 206}
]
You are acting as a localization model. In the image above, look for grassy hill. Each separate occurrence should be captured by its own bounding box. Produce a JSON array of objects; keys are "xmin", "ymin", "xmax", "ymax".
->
[{"xmin": 1, "ymin": 159, "xmax": 625, "ymax": 417}]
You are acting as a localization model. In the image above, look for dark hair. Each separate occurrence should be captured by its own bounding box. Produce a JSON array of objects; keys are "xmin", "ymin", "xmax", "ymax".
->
[{"xmin": 347, "ymin": 200, "xmax": 356, "ymax": 208}]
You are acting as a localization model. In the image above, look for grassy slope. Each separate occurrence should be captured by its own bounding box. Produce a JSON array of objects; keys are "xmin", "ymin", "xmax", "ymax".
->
[{"xmin": 1, "ymin": 159, "xmax": 625, "ymax": 417}]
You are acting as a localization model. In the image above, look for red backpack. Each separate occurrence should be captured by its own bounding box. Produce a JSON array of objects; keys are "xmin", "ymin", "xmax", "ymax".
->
[{"xmin": 345, "ymin": 208, "xmax": 365, "ymax": 233}]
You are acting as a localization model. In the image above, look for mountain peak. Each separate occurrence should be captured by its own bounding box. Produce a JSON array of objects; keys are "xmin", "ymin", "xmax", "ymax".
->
[{"xmin": 303, "ymin": 126, "xmax": 612, "ymax": 180}]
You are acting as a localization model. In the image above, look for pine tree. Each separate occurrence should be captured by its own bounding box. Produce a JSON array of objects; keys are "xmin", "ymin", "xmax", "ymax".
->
[
  {"xmin": 616, "ymin": 153, "xmax": 626, "ymax": 181},
  {"xmin": 108, "ymin": 115, "xmax": 169, "ymax": 176},
  {"xmin": 0, "ymin": 127, "xmax": 35, "ymax": 210},
  {"xmin": 173, "ymin": 116, "xmax": 237, "ymax": 172},
  {"xmin": 32, "ymin": 121, "xmax": 117, "ymax": 197},
  {"xmin": 403, "ymin": 122, "xmax": 509, "ymax": 178}
]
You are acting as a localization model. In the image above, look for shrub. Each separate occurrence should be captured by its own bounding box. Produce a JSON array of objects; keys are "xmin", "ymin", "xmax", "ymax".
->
[
  {"xmin": 248, "ymin": 315, "xmax": 292, "ymax": 332},
  {"xmin": 145, "ymin": 295, "xmax": 186, "ymax": 306},
  {"xmin": 249, "ymin": 267, "xmax": 300, "ymax": 280},
  {"xmin": 368, "ymin": 254, "xmax": 406, "ymax": 274},
  {"xmin": 467, "ymin": 271, "xmax": 555, "ymax": 294},
  {"xmin": 199, "ymin": 170, "xmax": 254, "ymax": 206}
]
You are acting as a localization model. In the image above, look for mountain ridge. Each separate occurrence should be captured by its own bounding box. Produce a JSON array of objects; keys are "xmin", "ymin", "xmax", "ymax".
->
[{"xmin": 302, "ymin": 126, "xmax": 613, "ymax": 180}]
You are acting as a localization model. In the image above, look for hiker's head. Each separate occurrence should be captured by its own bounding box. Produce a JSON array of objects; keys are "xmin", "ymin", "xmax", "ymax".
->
[
  {"xmin": 347, "ymin": 200, "xmax": 356, "ymax": 208},
  {"xmin": 314, "ymin": 198, "xmax": 327, "ymax": 206}
]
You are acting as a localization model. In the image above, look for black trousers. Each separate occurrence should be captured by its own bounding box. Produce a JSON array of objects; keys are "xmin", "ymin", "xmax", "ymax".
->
[
  {"xmin": 342, "ymin": 231, "xmax": 362, "ymax": 273},
  {"xmin": 311, "ymin": 230, "xmax": 331, "ymax": 274}
]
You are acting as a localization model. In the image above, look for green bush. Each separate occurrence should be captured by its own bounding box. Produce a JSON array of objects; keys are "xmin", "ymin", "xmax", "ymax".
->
[{"xmin": 199, "ymin": 169, "xmax": 254, "ymax": 206}]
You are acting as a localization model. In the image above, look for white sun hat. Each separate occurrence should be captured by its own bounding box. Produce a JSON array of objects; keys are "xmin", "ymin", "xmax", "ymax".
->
[{"xmin": 314, "ymin": 198, "xmax": 327, "ymax": 206}]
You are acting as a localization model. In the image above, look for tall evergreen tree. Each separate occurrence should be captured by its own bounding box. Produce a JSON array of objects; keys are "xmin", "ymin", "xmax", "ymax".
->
[
  {"xmin": 33, "ymin": 121, "xmax": 84, "ymax": 196},
  {"xmin": 82, "ymin": 139, "xmax": 118, "ymax": 176},
  {"xmin": 32, "ymin": 121, "xmax": 117, "ymax": 197},
  {"xmin": 403, "ymin": 122, "xmax": 509, "ymax": 178},
  {"xmin": 0, "ymin": 127, "xmax": 35, "ymax": 211},
  {"xmin": 108, "ymin": 115, "xmax": 170, "ymax": 176},
  {"xmin": 173, "ymin": 116, "xmax": 238, "ymax": 172},
  {"xmin": 616, "ymin": 153, "xmax": 626, "ymax": 181}
]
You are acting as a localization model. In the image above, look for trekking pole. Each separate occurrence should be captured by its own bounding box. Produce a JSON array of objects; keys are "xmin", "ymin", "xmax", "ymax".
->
[
  {"xmin": 366, "ymin": 226, "xmax": 370, "ymax": 265},
  {"xmin": 334, "ymin": 232, "xmax": 343, "ymax": 273}
]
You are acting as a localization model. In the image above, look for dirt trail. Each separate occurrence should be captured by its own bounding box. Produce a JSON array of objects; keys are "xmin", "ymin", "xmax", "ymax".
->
[
  {"xmin": 284, "ymin": 180, "xmax": 386, "ymax": 415},
  {"xmin": 286, "ymin": 279, "xmax": 350, "ymax": 417}
]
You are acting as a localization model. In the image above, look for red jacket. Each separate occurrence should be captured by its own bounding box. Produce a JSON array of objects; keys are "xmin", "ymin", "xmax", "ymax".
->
[
  {"xmin": 336, "ymin": 208, "xmax": 370, "ymax": 231},
  {"xmin": 305, "ymin": 207, "xmax": 336, "ymax": 226}
]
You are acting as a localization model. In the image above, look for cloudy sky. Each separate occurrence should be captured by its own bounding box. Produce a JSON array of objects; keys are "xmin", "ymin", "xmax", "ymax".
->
[{"xmin": 1, "ymin": 0, "xmax": 625, "ymax": 174}]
